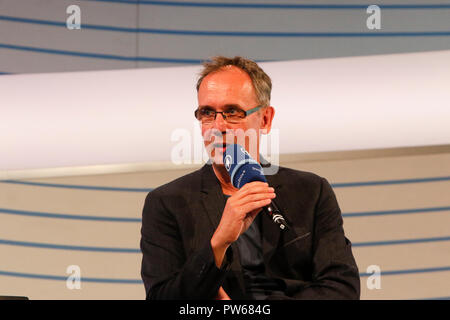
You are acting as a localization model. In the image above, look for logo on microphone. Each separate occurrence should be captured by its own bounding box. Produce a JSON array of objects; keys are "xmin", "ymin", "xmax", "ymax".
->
[
  {"xmin": 224, "ymin": 155, "xmax": 232, "ymax": 171},
  {"xmin": 251, "ymin": 166, "xmax": 264, "ymax": 176}
]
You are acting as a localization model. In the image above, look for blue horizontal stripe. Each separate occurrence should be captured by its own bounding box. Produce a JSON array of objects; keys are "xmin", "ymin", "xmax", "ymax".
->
[
  {"xmin": 0, "ymin": 207, "xmax": 141, "ymax": 222},
  {"xmin": 1, "ymin": 235, "xmax": 448, "ymax": 253},
  {"xmin": 359, "ymin": 266, "xmax": 450, "ymax": 277},
  {"xmin": 2, "ymin": 175, "xmax": 449, "ymax": 192},
  {"xmin": 0, "ymin": 205, "xmax": 449, "ymax": 222},
  {"xmin": 0, "ymin": 43, "xmax": 202, "ymax": 64},
  {"xmin": 0, "ymin": 179, "xmax": 153, "ymax": 192},
  {"xmin": 0, "ymin": 270, "xmax": 142, "ymax": 284},
  {"xmin": 0, "ymin": 239, "xmax": 140, "ymax": 253},
  {"xmin": 342, "ymin": 206, "xmax": 450, "ymax": 218},
  {"xmin": 1, "ymin": 16, "xmax": 450, "ymax": 38},
  {"xmin": 0, "ymin": 15, "xmax": 140, "ymax": 33},
  {"xmin": 82, "ymin": 0, "xmax": 450, "ymax": 10},
  {"xmin": 1, "ymin": 266, "xmax": 449, "ymax": 284},
  {"xmin": 352, "ymin": 236, "xmax": 450, "ymax": 247},
  {"xmin": 332, "ymin": 176, "xmax": 450, "ymax": 188}
]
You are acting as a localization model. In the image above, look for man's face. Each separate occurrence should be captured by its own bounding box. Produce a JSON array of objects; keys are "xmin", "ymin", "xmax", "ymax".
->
[{"xmin": 197, "ymin": 65, "xmax": 274, "ymax": 165}]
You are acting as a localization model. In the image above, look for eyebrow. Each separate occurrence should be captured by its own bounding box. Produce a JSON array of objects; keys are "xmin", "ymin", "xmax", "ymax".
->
[{"xmin": 198, "ymin": 104, "xmax": 243, "ymax": 110}]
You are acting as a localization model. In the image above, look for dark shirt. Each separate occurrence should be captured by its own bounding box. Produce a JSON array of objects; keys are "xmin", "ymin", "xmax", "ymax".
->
[{"xmin": 223, "ymin": 194, "xmax": 285, "ymax": 299}]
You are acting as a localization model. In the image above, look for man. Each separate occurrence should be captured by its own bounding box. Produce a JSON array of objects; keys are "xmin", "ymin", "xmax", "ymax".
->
[{"xmin": 140, "ymin": 56, "xmax": 360, "ymax": 300}]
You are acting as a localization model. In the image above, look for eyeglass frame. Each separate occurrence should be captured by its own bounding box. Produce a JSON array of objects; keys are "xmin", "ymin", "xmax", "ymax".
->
[{"xmin": 194, "ymin": 105, "xmax": 264, "ymax": 123}]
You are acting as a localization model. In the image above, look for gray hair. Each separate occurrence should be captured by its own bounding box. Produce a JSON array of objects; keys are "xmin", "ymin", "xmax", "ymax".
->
[{"xmin": 196, "ymin": 56, "xmax": 272, "ymax": 106}]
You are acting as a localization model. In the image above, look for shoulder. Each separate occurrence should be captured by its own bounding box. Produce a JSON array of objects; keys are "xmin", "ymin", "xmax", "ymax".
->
[
  {"xmin": 144, "ymin": 166, "xmax": 203, "ymax": 202},
  {"xmin": 269, "ymin": 165, "xmax": 335, "ymax": 203},
  {"xmin": 141, "ymin": 166, "xmax": 205, "ymax": 223},
  {"xmin": 274, "ymin": 166, "xmax": 326, "ymax": 188}
]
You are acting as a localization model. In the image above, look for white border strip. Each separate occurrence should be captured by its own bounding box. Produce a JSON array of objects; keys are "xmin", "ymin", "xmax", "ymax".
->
[{"xmin": 1, "ymin": 144, "xmax": 448, "ymax": 180}]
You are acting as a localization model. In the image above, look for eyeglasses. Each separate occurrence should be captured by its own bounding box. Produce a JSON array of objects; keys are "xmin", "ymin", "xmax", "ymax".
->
[{"xmin": 194, "ymin": 105, "xmax": 263, "ymax": 124}]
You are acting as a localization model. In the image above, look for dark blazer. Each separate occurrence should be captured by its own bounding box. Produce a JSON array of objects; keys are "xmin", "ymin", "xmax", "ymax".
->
[{"xmin": 140, "ymin": 163, "xmax": 360, "ymax": 300}]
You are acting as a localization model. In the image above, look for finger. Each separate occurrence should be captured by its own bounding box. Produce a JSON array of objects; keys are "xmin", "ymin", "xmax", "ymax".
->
[
  {"xmin": 240, "ymin": 181, "xmax": 268, "ymax": 191},
  {"xmin": 247, "ymin": 208, "xmax": 262, "ymax": 221},
  {"xmin": 241, "ymin": 198, "xmax": 272, "ymax": 215},
  {"xmin": 236, "ymin": 182, "xmax": 268, "ymax": 195},
  {"xmin": 216, "ymin": 287, "xmax": 231, "ymax": 300},
  {"xmin": 234, "ymin": 183, "xmax": 274, "ymax": 199},
  {"xmin": 235, "ymin": 191, "xmax": 276, "ymax": 207}
]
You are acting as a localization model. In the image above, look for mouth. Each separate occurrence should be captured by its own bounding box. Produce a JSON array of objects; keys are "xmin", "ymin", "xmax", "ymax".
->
[{"xmin": 212, "ymin": 143, "xmax": 230, "ymax": 153}]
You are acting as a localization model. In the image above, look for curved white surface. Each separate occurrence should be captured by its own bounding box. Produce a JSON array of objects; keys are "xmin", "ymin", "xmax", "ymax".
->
[{"xmin": 1, "ymin": 50, "xmax": 449, "ymax": 172}]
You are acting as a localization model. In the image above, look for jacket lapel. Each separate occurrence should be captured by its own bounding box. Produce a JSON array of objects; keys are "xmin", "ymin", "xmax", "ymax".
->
[
  {"xmin": 199, "ymin": 163, "xmax": 247, "ymax": 297},
  {"xmin": 262, "ymin": 162, "xmax": 306, "ymax": 276},
  {"xmin": 261, "ymin": 165, "xmax": 284, "ymax": 265},
  {"xmin": 199, "ymin": 163, "xmax": 224, "ymax": 229}
]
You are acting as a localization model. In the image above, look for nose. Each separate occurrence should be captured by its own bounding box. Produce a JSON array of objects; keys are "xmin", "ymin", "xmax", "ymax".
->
[{"xmin": 212, "ymin": 112, "xmax": 228, "ymax": 132}]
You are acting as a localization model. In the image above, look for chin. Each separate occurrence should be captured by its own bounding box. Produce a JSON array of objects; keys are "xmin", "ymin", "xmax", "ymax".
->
[
  {"xmin": 211, "ymin": 152, "xmax": 224, "ymax": 166},
  {"xmin": 205, "ymin": 145, "xmax": 223, "ymax": 164}
]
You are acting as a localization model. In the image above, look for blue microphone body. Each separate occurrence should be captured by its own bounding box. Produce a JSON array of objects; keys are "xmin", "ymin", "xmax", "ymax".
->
[
  {"xmin": 223, "ymin": 144, "xmax": 266, "ymax": 188},
  {"xmin": 223, "ymin": 144, "xmax": 289, "ymax": 230}
]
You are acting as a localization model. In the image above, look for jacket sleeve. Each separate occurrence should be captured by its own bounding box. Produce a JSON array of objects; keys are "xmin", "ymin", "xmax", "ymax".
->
[
  {"xmin": 291, "ymin": 177, "xmax": 360, "ymax": 300},
  {"xmin": 140, "ymin": 190, "xmax": 232, "ymax": 300}
]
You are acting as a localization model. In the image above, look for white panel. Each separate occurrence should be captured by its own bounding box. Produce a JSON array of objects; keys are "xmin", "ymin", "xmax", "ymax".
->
[{"xmin": 1, "ymin": 50, "xmax": 450, "ymax": 172}]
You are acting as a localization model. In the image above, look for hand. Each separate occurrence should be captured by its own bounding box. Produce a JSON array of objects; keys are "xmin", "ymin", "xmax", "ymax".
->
[
  {"xmin": 210, "ymin": 181, "xmax": 275, "ymax": 267},
  {"xmin": 215, "ymin": 286, "xmax": 231, "ymax": 300}
]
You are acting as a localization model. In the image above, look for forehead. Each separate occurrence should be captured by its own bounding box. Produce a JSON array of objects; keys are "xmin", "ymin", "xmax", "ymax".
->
[{"xmin": 197, "ymin": 66, "xmax": 257, "ymax": 108}]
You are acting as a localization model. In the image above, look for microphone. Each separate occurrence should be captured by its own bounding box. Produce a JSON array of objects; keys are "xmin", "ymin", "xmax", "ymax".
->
[{"xmin": 223, "ymin": 144, "xmax": 289, "ymax": 231}]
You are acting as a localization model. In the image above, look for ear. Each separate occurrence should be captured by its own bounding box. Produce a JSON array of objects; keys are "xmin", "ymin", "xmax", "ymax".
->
[{"xmin": 260, "ymin": 106, "xmax": 275, "ymax": 135}]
